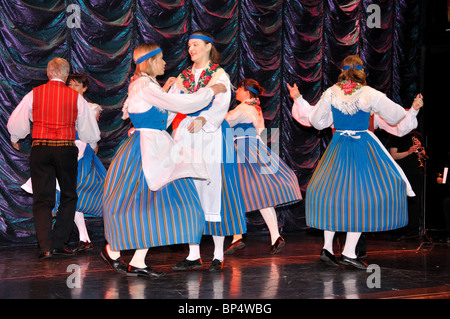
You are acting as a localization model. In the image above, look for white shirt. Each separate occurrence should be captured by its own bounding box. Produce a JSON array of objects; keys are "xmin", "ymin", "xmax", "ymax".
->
[{"xmin": 7, "ymin": 79, "xmax": 101, "ymax": 149}]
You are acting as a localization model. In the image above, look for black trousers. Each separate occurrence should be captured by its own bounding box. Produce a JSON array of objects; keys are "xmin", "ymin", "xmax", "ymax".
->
[{"xmin": 30, "ymin": 145, "xmax": 78, "ymax": 251}]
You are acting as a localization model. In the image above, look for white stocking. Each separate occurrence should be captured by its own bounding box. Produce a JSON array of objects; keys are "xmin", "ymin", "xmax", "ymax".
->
[
  {"xmin": 187, "ymin": 243, "xmax": 201, "ymax": 261},
  {"xmin": 74, "ymin": 211, "xmax": 91, "ymax": 243},
  {"xmin": 342, "ymin": 232, "xmax": 362, "ymax": 259},
  {"xmin": 212, "ymin": 236, "xmax": 225, "ymax": 262},
  {"xmin": 323, "ymin": 230, "xmax": 336, "ymax": 254},
  {"xmin": 129, "ymin": 248, "xmax": 149, "ymax": 268},
  {"xmin": 106, "ymin": 244, "xmax": 121, "ymax": 260},
  {"xmin": 259, "ymin": 207, "xmax": 280, "ymax": 245}
]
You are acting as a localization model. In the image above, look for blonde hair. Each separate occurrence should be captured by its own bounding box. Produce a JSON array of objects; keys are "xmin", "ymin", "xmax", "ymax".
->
[{"xmin": 133, "ymin": 43, "xmax": 161, "ymax": 76}]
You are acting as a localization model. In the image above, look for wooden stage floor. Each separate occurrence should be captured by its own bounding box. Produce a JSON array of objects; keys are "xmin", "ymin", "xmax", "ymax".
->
[{"xmin": 0, "ymin": 230, "xmax": 449, "ymax": 305}]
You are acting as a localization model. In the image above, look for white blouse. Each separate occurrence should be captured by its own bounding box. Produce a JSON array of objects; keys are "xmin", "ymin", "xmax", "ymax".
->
[
  {"xmin": 292, "ymin": 84, "xmax": 418, "ymax": 136},
  {"xmin": 225, "ymin": 99, "xmax": 265, "ymax": 135},
  {"xmin": 123, "ymin": 75, "xmax": 215, "ymax": 191}
]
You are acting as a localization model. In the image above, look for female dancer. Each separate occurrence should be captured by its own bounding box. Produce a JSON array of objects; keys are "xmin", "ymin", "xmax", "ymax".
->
[
  {"xmin": 20, "ymin": 74, "xmax": 105, "ymax": 252},
  {"xmin": 170, "ymin": 31, "xmax": 247, "ymax": 272},
  {"xmin": 224, "ymin": 79, "xmax": 302, "ymax": 254},
  {"xmin": 101, "ymin": 43, "xmax": 226, "ymax": 277},
  {"xmin": 290, "ymin": 55, "xmax": 423, "ymax": 269},
  {"xmin": 67, "ymin": 74, "xmax": 104, "ymax": 251}
]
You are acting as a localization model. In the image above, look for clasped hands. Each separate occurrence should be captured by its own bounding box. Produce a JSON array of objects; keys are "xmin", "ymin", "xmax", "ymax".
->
[{"xmin": 187, "ymin": 83, "xmax": 226, "ymax": 133}]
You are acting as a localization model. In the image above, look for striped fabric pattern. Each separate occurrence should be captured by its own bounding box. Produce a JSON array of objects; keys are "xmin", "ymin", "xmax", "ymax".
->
[
  {"xmin": 32, "ymin": 81, "xmax": 78, "ymax": 141},
  {"xmin": 234, "ymin": 136, "xmax": 302, "ymax": 212},
  {"xmin": 52, "ymin": 145, "xmax": 105, "ymax": 217},
  {"xmin": 203, "ymin": 121, "xmax": 247, "ymax": 236},
  {"xmin": 306, "ymin": 130, "xmax": 408, "ymax": 232},
  {"xmin": 74, "ymin": 145, "xmax": 106, "ymax": 217},
  {"xmin": 103, "ymin": 132, "xmax": 205, "ymax": 251}
]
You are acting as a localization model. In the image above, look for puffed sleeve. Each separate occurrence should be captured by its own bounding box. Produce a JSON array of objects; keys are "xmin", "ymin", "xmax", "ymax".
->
[
  {"xmin": 130, "ymin": 84, "xmax": 215, "ymax": 115},
  {"xmin": 308, "ymin": 90, "xmax": 334, "ymax": 130},
  {"xmin": 76, "ymin": 95, "xmax": 101, "ymax": 149},
  {"xmin": 370, "ymin": 89, "xmax": 406, "ymax": 126},
  {"xmin": 373, "ymin": 107, "xmax": 418, "ymax": 137},
  {"xmin": 292, "ymin": 95, "xmax": 313, "ymax": 127}
]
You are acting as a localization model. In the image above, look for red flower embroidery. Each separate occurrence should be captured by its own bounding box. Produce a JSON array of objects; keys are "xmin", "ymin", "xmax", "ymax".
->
[
  {"xmin": 337, "ymin": 80, "xmax": 362, "ymax": 95},
  {"xmin": 180, "ymin": 62, "xmax": 221, "ymax": 93}
]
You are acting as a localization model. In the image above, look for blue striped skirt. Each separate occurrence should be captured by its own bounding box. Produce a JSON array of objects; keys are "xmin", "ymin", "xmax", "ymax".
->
[
  {"xmin": 234, "ymin": 134, "xmax": 302, "ymax": 212},
  {"xmin": 103, "ymin": 132, "xmax": 205, "ymax": 251},
  {"xmin": 203, "ymin": 121, "xmax": 247, "ymax": 236},
  {"xmin": 306, "ymin": 130, "xmax": 408, "ymax": 232},
  {"xmin": 53, "ymin": 145, "xmax": 105, "ymax": 217}
]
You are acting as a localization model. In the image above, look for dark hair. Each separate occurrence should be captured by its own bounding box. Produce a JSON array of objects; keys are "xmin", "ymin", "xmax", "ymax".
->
[
  {"xmin": 190, "ymin": 30, "xmax": 220, "ymax": 64},
  {"xmin": 238, "ymin": 79, "xmax": 264, "ymax": 98},
  {"xmin": 68, "ymin": 74, "xmax": 89, "ymax": 88},
  {"xmin": 337, "ymin": 55, "xmax": 367, "ymax": 85}
]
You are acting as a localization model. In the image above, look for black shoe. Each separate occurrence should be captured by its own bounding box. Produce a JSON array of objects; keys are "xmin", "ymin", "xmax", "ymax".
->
[
  {"xmin": 339, "ymin": 254, "xmax": 368, "ymax": 270},
  {"xmin": 76, "ymin": 241, "xmax": 93, "ymax": 253},
  {"xmin": 270, "ymin": 236, "xmax": 286, "ymax": 254},
  {"xmin": 127, "ymin": 265, "xmax": 166, "ymax": 278},
  {"xmin": 51, "ymin": 247, "xmax": 75, "ymax": 256},
  {"xmin": 320, "ymin": 249, "xmax": 339, "ymax": 267},
  {"xmin": 224, "ymin": 239, "xmax": 246, "ymax": 255},
  {"xmin": 172, "ymin": 258, "xmax": 203, "ymax": 270},
  {"xmin": 38, "ymin": 251, "xmax": 53, "ymax": 260},
  {"xmin": 100, "ymin": 246, "xmax": 127, "ymax": 274},
  {"xmin": 208, "ymin": 259, "xmax": 224, "ymax": 272},
  {"xmin": 337, "ymin": 234, "xmax": 367, "ymax": 258}
]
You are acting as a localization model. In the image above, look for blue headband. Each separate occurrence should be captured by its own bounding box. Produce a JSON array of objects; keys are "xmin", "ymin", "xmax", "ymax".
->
[
  {"xmin": 244, "ymin": 85, "xmax": 259, "ymax": 96},
  {"xmin": 189, "ymin": 34, "xmax": 214, "ymax": 44},
  {"xmin": 342, "ymin": 64, "xmax": 363, "ymax": 71},
  {"xmin": 136, "ymin": 48, "xmax": 162, "ymax": 64}
]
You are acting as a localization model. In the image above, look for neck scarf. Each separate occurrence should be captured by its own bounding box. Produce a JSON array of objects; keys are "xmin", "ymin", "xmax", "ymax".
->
[{"xmin": 180, "ymin": 61, "xmax": 220, "ymax": 93}]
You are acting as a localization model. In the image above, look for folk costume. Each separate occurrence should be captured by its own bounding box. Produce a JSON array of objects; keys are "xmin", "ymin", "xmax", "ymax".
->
[
  {"xmin": 103, "ymin": 73, "xmax": 214, "ymax": 252},
  {"xmin": 171, "ymin": 62, "xmax": 247, "ymax": 237},
  {"xmin": 21, "ymin": 103, "xmax": 106, "ymax": 250},
  {"xmin": 225, "ymin": 98, "xmax": 302, "ymax": 252},
  {"xmin": 226, "ymin": 98, "xmax": 302, "ymax": 213},
  {"xmin": 292, "ymin": 80, "xmax": 415, "ymax": 234},
  {"xmin": 7, "ymin": 78, "xmax": 100, "ymax": 255}
]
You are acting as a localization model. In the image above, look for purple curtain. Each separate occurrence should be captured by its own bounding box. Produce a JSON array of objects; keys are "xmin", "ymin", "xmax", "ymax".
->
[{"xmin": 0, "ymin": 0, "xmax": 422, "ymax": 245}]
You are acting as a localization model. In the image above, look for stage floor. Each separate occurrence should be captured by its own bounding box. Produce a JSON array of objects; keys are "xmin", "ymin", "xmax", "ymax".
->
[{"xmin": 0, "ymin": 230, "xmax": 449, "ymax": 302}]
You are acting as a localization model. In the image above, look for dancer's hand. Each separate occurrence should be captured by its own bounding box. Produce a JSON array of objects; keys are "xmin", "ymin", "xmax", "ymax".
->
[
  {"xmin": 210, "ymin": 83, "xmax": 226, "ymax": 95},
  {"xmin": 287, "ymin": 83, "xmax": 301, "ymax": 100},
  {"xmin": 188, "ymin": 116, "xmax": 206, "ymax": 133},
  {"xmin": 11, "ymin": 141, "xmax": 20, "ymax": 151},
  {"xmin": 162, "ymin": 77, "xmax": 176, "ymax": 92},
  {"xmin": 412, "ymin": 93, "xmax": 423, "ymax": 111}
]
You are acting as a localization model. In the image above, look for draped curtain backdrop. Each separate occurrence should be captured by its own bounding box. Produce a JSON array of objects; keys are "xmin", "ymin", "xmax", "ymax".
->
[{"xmin": 0, "ymin": 0, "xmax": 422, "ymax": 246}]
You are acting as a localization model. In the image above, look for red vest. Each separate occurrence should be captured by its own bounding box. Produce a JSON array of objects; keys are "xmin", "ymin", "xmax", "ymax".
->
[{"xmin": 32, "ymin": 80, "xmax": 78, "ymax": 141}]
